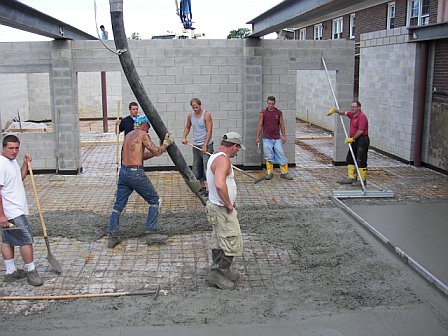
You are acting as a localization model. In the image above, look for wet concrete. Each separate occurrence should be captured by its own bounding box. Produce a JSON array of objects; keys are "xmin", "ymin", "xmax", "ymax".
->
[
  {"xmin": 350, "ymin": 202, "xmax": 448, "ymax": 286},
  {"xmin": 1, "ymin": 120, "xmax": 447, "ymax": 335}
]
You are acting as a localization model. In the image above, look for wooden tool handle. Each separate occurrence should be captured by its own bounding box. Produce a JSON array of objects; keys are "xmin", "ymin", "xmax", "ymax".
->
[
  {"xmin": 185, "ymin": 142, "xmax": 258, "ymax": 181},
  {"xmin": 116, "ymin": 101, "xmax": 121, "ymax": 170},
  {"xmin": 27, "ymin": 162, "xmax": 48, "ymax": 237}
]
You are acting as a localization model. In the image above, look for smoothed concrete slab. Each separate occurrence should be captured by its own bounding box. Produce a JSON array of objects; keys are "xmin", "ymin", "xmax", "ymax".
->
[{"xmin": 351, "ymin": 202, "xmax": 448, "ymax": 286}]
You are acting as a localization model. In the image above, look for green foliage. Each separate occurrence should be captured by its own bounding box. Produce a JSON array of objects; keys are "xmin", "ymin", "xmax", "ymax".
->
[
  {"xmin": 227, "ymin": 28, "xmax": 251, "ymax": 39},
  {"xmin": 129, "ymin": 32, "xmax": 141, "ymax": 40}
]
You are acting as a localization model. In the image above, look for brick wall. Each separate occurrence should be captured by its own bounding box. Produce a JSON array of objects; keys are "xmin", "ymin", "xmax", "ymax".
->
[
  {"xmin": 433, "ymin": 39, "xmax": 448, "ymax": 103},
  {"xmin": 298, "ymin": 0, "xmax": 440, "ymax": 42},
  {"xmin": 429, "ymin": 0, "xmax": 439, "ymax": 24}
]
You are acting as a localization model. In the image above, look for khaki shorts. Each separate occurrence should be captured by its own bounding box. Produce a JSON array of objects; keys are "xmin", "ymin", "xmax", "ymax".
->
[{"xmin": 206, "ymin": 202, "xmax": 242, "ymax": 256}]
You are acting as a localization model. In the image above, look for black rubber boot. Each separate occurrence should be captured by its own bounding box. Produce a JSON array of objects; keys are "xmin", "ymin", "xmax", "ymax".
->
[
  {"xmin": 218, "ymin": 254, "xmax": 240, "ymax": 282},
  {"xmin": 207, "ymin": 268, "xmax": 234, "ymax": 290},
  {"xmin": 211, "ymin": 249, "xmax": 221, "ymax": 266}
]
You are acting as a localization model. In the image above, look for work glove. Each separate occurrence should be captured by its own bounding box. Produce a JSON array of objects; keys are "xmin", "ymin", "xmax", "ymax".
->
[
  {"xmin": 344, "ymin": 137, "xmax": 355, "ymax": 144},
  {"xmin": 163, "ymin": 133, "xmax": 174, "ymax": 147},
  {"xmin": 327, "ymin": 108, "xmax": 337, "ymax": 116}
]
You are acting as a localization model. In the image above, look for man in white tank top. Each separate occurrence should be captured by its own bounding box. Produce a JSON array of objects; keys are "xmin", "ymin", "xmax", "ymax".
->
[
  {"xmin": 181, "ymin": 97, "xmax": 213, "ymax": 194},
  {"xmin": 205, "ymin": 132, "xmax": 245, "ymax": 290}
]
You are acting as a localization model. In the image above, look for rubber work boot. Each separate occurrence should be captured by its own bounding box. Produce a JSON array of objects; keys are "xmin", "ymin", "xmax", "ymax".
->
[
  {"xmin": 27, "ymin": 269, "xmax": 44, "ymax": 287},
  {"xmin": 339, "ymin": 164, "xmax": 357, "ymax": 184},
  {"xmin": 280, "ymin": 164, "xmax": 293, "ymax": 180},
  {"xmin": 211, "ymin": 249, "xmax": 240, "ymax": 281},
  {"xmin": 265, "ymin": 161, "xmax": 274, "ymax": 180},
  {"xmin": 207, "ymin": 269, "xmax": 234, "ymax": 290},
  {"xmin": 352, "ymin": 168, "xmax": 367, "ymax": 187},
  {"xmin": 145, "ymin": 233, "xmax": 168, "ymax": 245},
  {"xmin": 107, "ymin": 236, "xmax": 122, "ymax": 249},
  {"xmin": 4, "ymin": 269, "xmax": 27, "ymax": 282},
  {"xmin": 218, "ymin": 254, "xmax": 240, "ymax": 282}
]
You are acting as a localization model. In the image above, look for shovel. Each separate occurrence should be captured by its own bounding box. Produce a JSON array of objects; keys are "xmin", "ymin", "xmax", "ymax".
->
[
  {"xmin": 186, "ymin": 142, "xmax": 265, "ymax": 184},
  {"xmin": 27, "ymin": 162, "xmax": 63, "ymax": 274}
]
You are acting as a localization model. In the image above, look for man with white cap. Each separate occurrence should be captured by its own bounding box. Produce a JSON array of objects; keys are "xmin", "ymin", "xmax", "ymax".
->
[{"xmin": 205, "ymin": 132, "xmax": 244, "ymax": 290}]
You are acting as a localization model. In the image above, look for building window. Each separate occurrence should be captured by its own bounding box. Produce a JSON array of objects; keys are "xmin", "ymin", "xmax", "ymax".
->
[
  {"xmin": 349, "ymin": 14, "xmax": 355, "ymax": 39},
  {"xmin": 314, "ymin": 23, "xmax": 323, "ymax": 40},
  {"xmin": 408, "ymin": 0, "xmax": 430, "ymax": 26},
  {"xmin": 332, "ymin": 17, "xmax": 343, "ymax": 39},
  {"xmin": 387, "ymin": 2, "xmax": 396, "ymax": 29},
  {"xmin": 299, "ymin": 28, "xmax": 306, "ymax": 40}
]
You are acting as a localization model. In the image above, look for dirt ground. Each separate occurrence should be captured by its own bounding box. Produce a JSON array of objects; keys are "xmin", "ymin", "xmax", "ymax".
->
[{"xmin": 2, "ymin": 204, "xmax": 447, "ymax": 334}]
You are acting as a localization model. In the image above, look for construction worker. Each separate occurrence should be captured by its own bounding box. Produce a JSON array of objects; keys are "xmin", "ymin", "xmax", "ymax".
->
[
  {"xmin": 181, "ymin": 97, "xmax": 213, "ymax": 195},
  {"xmin": 0, "ymin": 135, "xmax": 44, "ymax": 286},
  {"xmin": 327, "ymin": 100, "xmax": 370, "ymax": 186},
  {"xmin": 256, "ymin": 96, "xmax": 293, "ymax": 180},
  {"xmin": 107, "ymin": 116, "xmax": 174, "ymax": 248},
  {"xmin": 116, "ymin": 101, "xmax": 140, "ymax": 136},
  {"xmin": 100, "ymin": 25, "xmax": 109, "ymax": 40},
  {"xmin": 206, "ymin": 132, "xmax": 244, "ymax": 290}
]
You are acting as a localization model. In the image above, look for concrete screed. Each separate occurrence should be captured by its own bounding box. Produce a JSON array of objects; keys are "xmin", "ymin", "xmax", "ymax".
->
[{"xmin": 0, "ymin": 121, "xmax": 447, "ymax": 336}]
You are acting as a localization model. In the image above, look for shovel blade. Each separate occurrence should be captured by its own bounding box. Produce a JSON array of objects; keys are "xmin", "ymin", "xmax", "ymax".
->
[{"xmin": 47, "ymin": 253, "xmax": 63, "ymax": 274}]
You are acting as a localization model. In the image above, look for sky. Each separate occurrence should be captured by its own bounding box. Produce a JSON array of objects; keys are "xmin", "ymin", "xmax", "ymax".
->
[{"xmin": 0, "ymin": 0, "xmax": 282, "ymax": 41}]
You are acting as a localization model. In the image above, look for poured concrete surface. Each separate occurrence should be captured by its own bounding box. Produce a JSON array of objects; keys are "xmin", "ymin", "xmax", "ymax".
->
[
  {"xmin": 1, "ymin": 121, "xmax": 447, "ymax": 335},
  {"xmin": 350, "ymin": 202, "xmax": 448, "ymax": 286}
]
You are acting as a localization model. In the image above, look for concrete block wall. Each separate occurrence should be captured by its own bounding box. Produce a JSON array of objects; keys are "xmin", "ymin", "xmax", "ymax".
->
[
  {"xmin": 1, "ymin": 39, "xmax": 354, "ymax": 171},
  {"xmin": 9, "ymin": 132, "xmax": 57, "ymax": 169},
  {"xmin": 50, "ymin": 40, "xmax": 81, "ymax": 173},
  {"xmin": 27, "ymin": 73, "xmax": 51, "ymax": 121},
  {"xmin": 77, "ymin": 71, "xmax": 122, "ymax": 119},
  {"xmin": 359, "ymin": 27, "xmax": 417, "ymax": 161},
  {"xmin": 296, "ymin": 69, "xmax": 335, "ymax": 130},
  {"xmin": 0, "ymin": 73, "xmax": 29, "ymax": 129},
  {"xmin": 273, "ymin": 39, "xmax": 354, "ymax": 163}
]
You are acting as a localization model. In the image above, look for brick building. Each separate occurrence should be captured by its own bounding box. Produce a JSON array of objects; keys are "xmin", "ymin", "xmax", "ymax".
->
[
  {"xmin": 249, "ymin": 0, "xmax": 448, "ymax": 172},
  {"xmin": 279, "ymin": 0, "xmax": 443, "ymax": 98}
]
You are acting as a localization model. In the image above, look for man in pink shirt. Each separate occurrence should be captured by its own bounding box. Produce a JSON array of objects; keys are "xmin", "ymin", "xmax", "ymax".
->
[{"xmin": 328, "ymin": 100, "xmax": 370, "ymax": 186}]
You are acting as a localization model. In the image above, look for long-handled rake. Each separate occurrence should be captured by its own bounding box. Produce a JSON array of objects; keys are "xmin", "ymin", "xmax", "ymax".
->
[
  {"xmin": 321, "ymin": 57, "xmax": 394, "ymax": 199},
  {"xmin": 27, "ymin": 163, "xmax": 63, "ymax": 274},
  {"xmin": 186, "ymin": 142, "xmax": 265, "ymax": 184}
]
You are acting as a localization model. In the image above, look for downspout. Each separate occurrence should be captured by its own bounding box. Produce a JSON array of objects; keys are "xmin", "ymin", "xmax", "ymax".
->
[{"xmin": 414, "ymin": 42, "xmax": 428, "ymax": 167}]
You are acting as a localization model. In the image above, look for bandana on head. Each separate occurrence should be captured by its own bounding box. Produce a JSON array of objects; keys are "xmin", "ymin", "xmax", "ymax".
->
[{"xmin": 134, "ymin": 115, "xmax": 149, "ymax": 125}]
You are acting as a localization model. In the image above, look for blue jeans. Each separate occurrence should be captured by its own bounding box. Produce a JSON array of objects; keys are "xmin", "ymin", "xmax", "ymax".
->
[
  {"xmin": 2, "ymin": 215, "xmax": 34, "ymax": 246},
  {"xmin": 262, "ymin": 138, "xmax": 288, "ymax": 165},
  {"xmin": 192, "ymin": 142, "xmax": 213, "ymax": 181},
  {"xmin": 108, "ymin": 166, "xmax": 160, "ymax": 236}
]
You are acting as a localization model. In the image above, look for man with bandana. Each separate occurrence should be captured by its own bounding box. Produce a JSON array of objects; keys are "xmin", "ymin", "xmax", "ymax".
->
[{"xmin": 107, "ymin": 116, "xmax": 174, "ymax": 248}]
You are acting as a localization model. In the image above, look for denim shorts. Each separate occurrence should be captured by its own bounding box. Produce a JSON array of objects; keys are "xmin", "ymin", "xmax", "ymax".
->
[
  {"xmin": 192, "ymin": 142, "xmax": 214, "ymax": 181},
  {"xmin": 2, "ymin": 215, "xmax": 34, "ymax": 246}
]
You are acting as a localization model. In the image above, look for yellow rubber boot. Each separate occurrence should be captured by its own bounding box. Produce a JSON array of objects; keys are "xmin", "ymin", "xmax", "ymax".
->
[
  {"xmin": 339, "ymin": 164, "xmax": 356, "ymax": 184},
  {"xmin": 352, "ymin": 168, "xmax": 367, "ymax": 187},
  {"xmin": 265, "ymin": 161, "xmax": 274, "ymax": 180},
  {"xmin": 280, "ymin": 164, "xmax": 293, "ymax": 180}
]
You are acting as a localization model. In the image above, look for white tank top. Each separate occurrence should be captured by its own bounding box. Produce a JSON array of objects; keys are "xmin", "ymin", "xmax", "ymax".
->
[{"xmin": 206, "ymin": 152, "xmax": 237, "ymax": 206}]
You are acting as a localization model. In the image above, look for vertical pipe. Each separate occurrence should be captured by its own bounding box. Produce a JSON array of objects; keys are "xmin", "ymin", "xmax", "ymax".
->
[
  {"xmin": 414, "ymin": 42, "xmax": 428, "ymax": 167},
  {"xmin": 101, "ymin": 71, "xmax": 108, "ymax": 133}
]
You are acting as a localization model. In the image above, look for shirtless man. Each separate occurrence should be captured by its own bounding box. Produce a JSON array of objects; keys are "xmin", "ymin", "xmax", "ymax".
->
[{"xmin": 107, "ymin": 116, "xmax": 174, "ymax": 248}]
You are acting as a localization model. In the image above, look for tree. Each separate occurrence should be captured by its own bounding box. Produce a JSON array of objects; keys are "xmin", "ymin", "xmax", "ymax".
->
[
  {"xmin": 129, "ymin": 32, "xmax": 141, "ymax": 40},
  {"xmin": 227, "ymin": 28, "xmax": 251, "ymax": 39}
]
